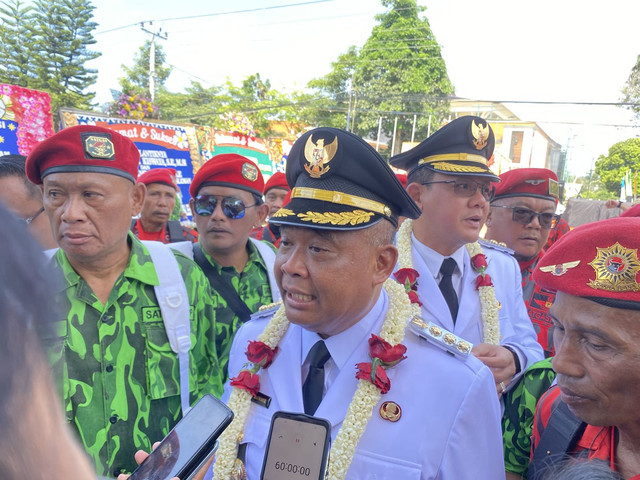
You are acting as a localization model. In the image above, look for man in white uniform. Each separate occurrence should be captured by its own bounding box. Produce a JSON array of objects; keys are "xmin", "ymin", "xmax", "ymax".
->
[
  {"xmin": 211, "ymin": 127, "xmax": 505, "ymax": 479},
  {"xmin": 389, "ymin": 116, "xmax": 543, "ymax": 396}
]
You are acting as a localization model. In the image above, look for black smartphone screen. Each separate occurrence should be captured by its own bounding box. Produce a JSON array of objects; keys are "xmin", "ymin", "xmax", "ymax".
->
[
  {"xmin": 261, "ymin": 412, "xmax": 331, "ymax": 480},
  {"xmin": 129, "ymin": 394, "xmax": 234, "ymax": 480}
]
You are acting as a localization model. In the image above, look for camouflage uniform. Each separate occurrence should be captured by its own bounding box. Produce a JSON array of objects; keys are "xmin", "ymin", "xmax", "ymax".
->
[
  {"xmin": 198, "ymin": 239, "xmax": 276, "ymax": 380},
  {"xmin": 48, "ymin": 234, "xmax": 223, "ymax": 477},
  {"xmin": 502, "ymin": 357, "xmax": 556, "ymax": 477}
]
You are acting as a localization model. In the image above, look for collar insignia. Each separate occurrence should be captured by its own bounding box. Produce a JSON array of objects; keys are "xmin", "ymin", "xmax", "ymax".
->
[
  {"xmin": 241, "ymin": 162, "xmax": 258, "ymax": 182},
  {"xmin": 470, "ymin": 119, "xmax": 489, "ymax": 150},
  {"xmin": 588, "ymin": 243, "xmax": 640, "ymax": 292},
  {"xmin": 304, "ymin": 135, "xmax": 338, "ymax": 178},
  {"xmin": 83, "ymin": 134, "xmax": 115, "ymax": 160},
  {"xmin": 539, "ymin": 260, "xmax": 580, "ymax": 276}
]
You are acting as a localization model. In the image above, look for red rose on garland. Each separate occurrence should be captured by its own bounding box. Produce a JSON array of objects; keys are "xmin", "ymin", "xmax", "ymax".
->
[
  {"xmin": 471, "ymin": 253, "xmax": 488, "ymax": 272},
  {"xmin": 246, "ymin": 341, "xmax": 279, "ymax": 368},
  {"xmin": 230, "ymin": 370, "xmax": 260, "ymax": 397},
  {"xmin": 475, "ymin": 273, "xmax": 494, "ymax": 289},
  {"xmin": 394, "ymin": 268, "xmax": 422, "ymax": 306},
  {"xmin": 368, "ymin": 334, "xmax": 407, "ymax": 366},
  {"xmin": 355, "ymin": 362, "xmax": 392, "ymax": 394}
]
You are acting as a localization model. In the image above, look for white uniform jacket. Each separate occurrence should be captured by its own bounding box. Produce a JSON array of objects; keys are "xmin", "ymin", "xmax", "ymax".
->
[
  {"xmin": 219, "ymin": 290, "xmax": 505, "ymax": 480},
  {"xmin": 406, "ymin": 236, "xmax": 543, "ymax": 381}
]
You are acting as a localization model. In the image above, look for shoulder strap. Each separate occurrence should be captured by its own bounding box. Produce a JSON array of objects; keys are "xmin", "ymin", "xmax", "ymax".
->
[
  {"xmin": 130, "ymin": 218, "xmax": 137, "ymax": 230},
  {"xmin": 142, "ymin": 240, "xmax": 192, "ymax": 415},
  {"xmin": 528, "ymin": 400, "xmax": 587, "ymax": 480},
  {"xmin": 167, "ymin": 220, "xmax": 184, "ymax": 243},
  {"xmin": 192, "ymin": 244, "xmax": 254, "ymax": 323},
  {"xmin": 249, "ymin": 237, "xmax": 281, "ymax": 302}
]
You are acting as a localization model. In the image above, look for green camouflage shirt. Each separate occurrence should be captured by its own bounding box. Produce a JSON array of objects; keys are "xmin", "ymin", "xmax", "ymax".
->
[
  {"xmin": 199, "ymin": 239, "xmax": 275, "ymax": 380},
  {"xmin": 502, "ymin": 357, "xmax": 556, "ymax": 476},
  {"xmin": 48, "ymin": 234, "xmax": 223, "ymax": 477}
]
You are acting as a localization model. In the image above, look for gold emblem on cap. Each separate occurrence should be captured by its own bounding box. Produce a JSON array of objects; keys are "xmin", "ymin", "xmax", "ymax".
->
[
  {"xmin": 84, "ymin": 135, "xmax": 115, "ymax": 159},
  {"xmin": 588, "ymin": 242, "xmax": 640, "ymax": 292},
  {"xmin": 539, "ymin": 260, "xmax": 580, "ymax": 277},
  {"xmin": 241, "ymin": 162, "xmax": 258, "ymax": 182},
  {"xmin": 297, "ymin": 210, "xmax": 374, "ymax": 226},
  {"xmin": 271, "ymin": 208, "xmax": 294, "ymax": 218},
  {"xmin": 471, "ymin": 120, "xmax": 490, "ymax": 150},
  {"xmin": 379, "ymin": 401, "xmax": 402, "ymax": 422},
  {"xmin": 304, "ymin": 136, "xmax": 338, "ymax": 178}
]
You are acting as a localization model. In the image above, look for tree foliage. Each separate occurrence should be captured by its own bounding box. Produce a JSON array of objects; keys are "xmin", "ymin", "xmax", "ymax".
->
[
  {"xmin": 119, "ymin": 39, "xmax": 172, "ymax": 95},
  {"xmin": 308, "ymin": 0, "xmax": 453, "ymax": 156},
  {"xmin": 621, "ymin": 54, "xmax": 640, "ymax": 118},
  {"xmin": 594, "ymin": 138, "xmax": 640, "ymax": 194},
  {"xmin": 0, "ymin": 0, "xmax": 100, "ymax": 113}
]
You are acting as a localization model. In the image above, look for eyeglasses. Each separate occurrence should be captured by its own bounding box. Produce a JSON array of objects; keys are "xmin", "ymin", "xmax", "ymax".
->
[
  {"xmin": 23, "ymin": 207, "xmax": 45, "ymax": 225},
  {"xmin": 194, "ymin": 195, "xmax": 257, "ymax": 219},
  {"xmin": 422, "ymin": 180, "xmax": 496, "ymax": 201},
  {"xmin": 491, "ymin": 205, "xmax": 560, "ymax": 229}
]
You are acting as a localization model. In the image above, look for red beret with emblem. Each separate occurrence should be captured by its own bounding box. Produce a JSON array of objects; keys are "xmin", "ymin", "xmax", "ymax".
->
[
  {"xmin": 138, "ymin": 168, "xmax": 178, "ymax": 191},
  {"xmin": 190, "ymin": 153, "xmax": 264, "ymax": 198},
  {"xmin": 263, "ymin": 171, "xmax": 289, "ymax": 194},
  {"xmin": 493, "ymin": 168, "xmax": 559, "ymax": 203},
  {"xmin": 25, "ymin": 125, "xmax": 140, "ymax": 185},
  {"xmin": 621, "ymin": 203, "xmax": 640, "ymax": 218},
  {"xmin": 533, "ymin": 217, "xmax": 640, "ymax": 310}
]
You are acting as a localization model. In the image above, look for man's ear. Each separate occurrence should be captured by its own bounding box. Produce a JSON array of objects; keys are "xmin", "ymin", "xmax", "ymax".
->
[
  {"xmin": 485, "ymin": 209, "xmax": 493, "ymax": 227},
  {"xmin": 406, "ymin": 182, "xmax": 422, "ymax": 204},
  {"xmin": 373, "ymin": 244, "xmax": 399, "ymax": 287},
  {"xmin": 131, "ymin": 182, "xmax": 146, "ymax": 216},
  {"xmin": 255, "ymin": 203, "xmax": 269, "ymax": 226},
  {"xmin": 189, "ymin": 198, "xmax": 196, "ymax": 217}
]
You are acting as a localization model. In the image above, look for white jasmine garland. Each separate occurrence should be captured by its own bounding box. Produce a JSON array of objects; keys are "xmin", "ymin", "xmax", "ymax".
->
[
  {"xmin": 213, "ymin": 278, "xmax": 412, "ymax": 480},
  {"xmin": 396, "ymin": 219, "xmax": 501, "ymax": 345}
]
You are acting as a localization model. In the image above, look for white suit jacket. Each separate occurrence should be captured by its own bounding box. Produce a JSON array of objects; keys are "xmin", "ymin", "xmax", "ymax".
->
[
  {"xmin": 408, "ymin": 236, "xmax": 543, "ymax": 380},
  {"xmin": 217, "ymin": 290, "xmax": 505, "ymax": 480}
]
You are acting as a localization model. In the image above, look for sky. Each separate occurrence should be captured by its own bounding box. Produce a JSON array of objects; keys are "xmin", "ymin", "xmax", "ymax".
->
[{"xmin": 87, "ymin": 0, "xmax": 640, "ymax": 177}]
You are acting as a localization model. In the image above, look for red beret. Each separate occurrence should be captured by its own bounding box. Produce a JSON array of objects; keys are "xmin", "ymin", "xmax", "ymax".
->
[
  {"xmin": 493, "ymin": 168, "xmax": 559, "ymax": 203},
  {"xmin": 25, "ymin": 125, "xmax": 140, "ymax": 184},
  {"xmin": 190, "ymin": 153, "xmax": 264, "ymax": 198},
  {"xmin": 533, "ymin": 217, "xmax": 640, "ymax": 310},
  {"xmin": 621, "ymin": 203, "xmax": 640, "ymax": 218},
  {"xmin": 395, "ymin": 172, "xmax": 407, "ymax": 188},
  {"xmin": 138, "ymin": 168, "xmax": 178, "ymax": 191},
  {"xmin": 263, "ymin": 171, "xmax": 289, "ymax": 194}
]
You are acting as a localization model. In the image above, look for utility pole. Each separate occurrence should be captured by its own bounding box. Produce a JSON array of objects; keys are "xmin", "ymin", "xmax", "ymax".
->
[
  {"xmin": 140, "ymin": 22, "xmax": 167, "ymax": 102},
  {"xmin": 345, "ymin": 72, "xmax": 355, "ymax": 132}
]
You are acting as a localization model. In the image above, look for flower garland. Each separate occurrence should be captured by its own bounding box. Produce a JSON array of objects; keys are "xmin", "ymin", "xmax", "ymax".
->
[
  {"xmin": 214, "ymin": 278, "xmax": 412, "ymax": 480},
  {"xmin": 395, "ymin": 219, "xmax": 501, "ymax": 345}
]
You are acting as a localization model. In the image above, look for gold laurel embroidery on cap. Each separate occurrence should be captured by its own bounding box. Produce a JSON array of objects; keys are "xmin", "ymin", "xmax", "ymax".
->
[
  {"xmin": 429, "ymin": 162, "xmax": 487, "ymax": 173},
  {"xmin": 471, "ymin": 119, "xmax": 490, "ymax": 150},
  {"xmin": 297, "ymin": 210, "xmax": 374, "ymax": 226},
  {"xmin": 303, "ymin": 135, "xmax": 338, "ymax": 178},
  {"xmin": 539, "ymin": 261, "xmax": 580, "ymax": 277},
  {"xmin": 588, "ymin": 243, "xmax": 640, "ymax": 292},
  {"xmin": 271, "ymin": 208, "xmax": 294, "ymax": 218},
  {"xmin": 241, "ymin": 162, "xmax": 258, "ymax": 182},
  {"xmin": 84, "ymin": 135, "xmax": 115, "ymax": 159}
]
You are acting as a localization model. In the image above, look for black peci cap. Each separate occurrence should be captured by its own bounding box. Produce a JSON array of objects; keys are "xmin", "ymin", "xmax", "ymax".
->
[
  {"xmin": 389, "ymin": 115, "xmax": 499, "ymax": 181},
  {"xmin": 269, "ymin": 127, "xmax": 421, "ymax": 231}
]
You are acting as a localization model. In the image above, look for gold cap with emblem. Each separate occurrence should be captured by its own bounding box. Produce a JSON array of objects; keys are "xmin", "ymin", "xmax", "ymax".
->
[
  {"xmin": 269, "ymin": 127, "xmax": 421, "ymax": 230},
  {"xmin": 389, "ymin": 115, "xmax": 498, "ymax": 181}
]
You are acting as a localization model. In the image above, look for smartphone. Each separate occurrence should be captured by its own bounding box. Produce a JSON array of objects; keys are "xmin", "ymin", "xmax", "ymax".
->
[
  {"xmin": 260, "ymin": 411, "xmax": 331, "ymax": 480},
  {"xmin": 129, "ymin": 394, "xmax": 234, "ymax": 480}
]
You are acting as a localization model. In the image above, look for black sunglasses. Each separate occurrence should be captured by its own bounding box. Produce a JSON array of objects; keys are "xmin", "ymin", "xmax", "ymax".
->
[
  {"xmin": 422, "ymin": 180, "xmax": 495, "ymax": 201},
  {"xmin": 194, "ymin": 194, "xmax": 257, "ymax": 219},
  {"xmin": 492, "ymin": 205, "xmax": 560, "ymax": 229}
]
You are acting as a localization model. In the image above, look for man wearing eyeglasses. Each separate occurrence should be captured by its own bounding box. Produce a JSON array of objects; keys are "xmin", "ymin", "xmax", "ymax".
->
[
  {"xmin": 0, "ymin": 154, "xmax": 56, "ymax": 249},
  {"xmin": 485, "ymin": 168, "xmax": 561, "ymax": 357},
  {"xmin": 390, "ymin": 116, "xmax": 543, "ymax": 398},
  {"xmin": 188, "ymin": 154, "xmax": 280, "ymax": 380}
]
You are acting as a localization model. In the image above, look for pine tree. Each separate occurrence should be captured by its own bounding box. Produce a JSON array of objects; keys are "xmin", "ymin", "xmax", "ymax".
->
[{"xmin": 0, "ymin": 0, "xmax": 38, "ymax": 87}]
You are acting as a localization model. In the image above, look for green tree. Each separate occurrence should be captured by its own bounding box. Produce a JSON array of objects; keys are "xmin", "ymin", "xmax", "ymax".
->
[
  {"xmin": 621, "ymin": 54, "xmax": 640, "ymax": 118},
  {"xmin": 308, "ymin": 0, "xmax": 454, "ymax": 156},
  {"xmin": 30, "ymin": 0, "xmax": 100, "ymax": 113},
  {"xmin": 0, "ymin": 0, "xmax": 38, "ymax": 87},
  {"xmin": 120, "ymin": 39, "xmax": 172, "ymax": 96},
  {"xmin": 594, "ymin": 138, "xmax": 640, "ymax": 195}
]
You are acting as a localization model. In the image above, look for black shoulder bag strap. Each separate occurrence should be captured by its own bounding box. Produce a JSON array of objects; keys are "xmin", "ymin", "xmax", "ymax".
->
[
  {"xmin": 167, "ymin": 220, "xmax": 184, "ymax": 243},
  {"xmin": 528, "ymin": 400, "xmax": 587, "ymax": 480},
  {"xmin": 192, "ymin": 244, "xmax": 253, "ymax": 323}
]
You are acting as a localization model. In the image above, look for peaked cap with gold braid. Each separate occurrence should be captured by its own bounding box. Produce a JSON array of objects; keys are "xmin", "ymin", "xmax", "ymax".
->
[
  {"xmin": 269, "ymin": 127, "xmax": 421, "ymax": 230},
  {"xmin": 389, "ymin": 115, "xmax": 499, "ymax": 181}
]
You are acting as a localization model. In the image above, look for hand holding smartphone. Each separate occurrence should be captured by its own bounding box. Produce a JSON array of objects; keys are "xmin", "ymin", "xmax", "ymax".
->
[{"xmin": 128, "ymin": 394, "xmax": 234, "ymax": 480}]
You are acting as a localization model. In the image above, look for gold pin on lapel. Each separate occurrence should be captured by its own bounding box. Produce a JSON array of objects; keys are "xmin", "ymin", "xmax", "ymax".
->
[{"xmin": 379, "ymin": 401, "xmax": 402, "ymax": 422}]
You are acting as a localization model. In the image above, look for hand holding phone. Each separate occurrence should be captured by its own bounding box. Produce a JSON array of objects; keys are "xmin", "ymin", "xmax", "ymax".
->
[
  {"xmin": 261, "ymin": 411, "xmax": 331, "ymax": 480},
  {"xmin": 128, "ymin": 394, "xmax": 233, "ymax": 480}
]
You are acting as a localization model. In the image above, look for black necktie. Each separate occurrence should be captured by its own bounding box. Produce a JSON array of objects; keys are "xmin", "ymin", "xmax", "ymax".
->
[
  {"xmin": 302, "ymin": 340, "xmax": 331, "ymax": 415},
  {"xmin": 439, "ymin": 258, "xmax": 459, "ymax": 323}
]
